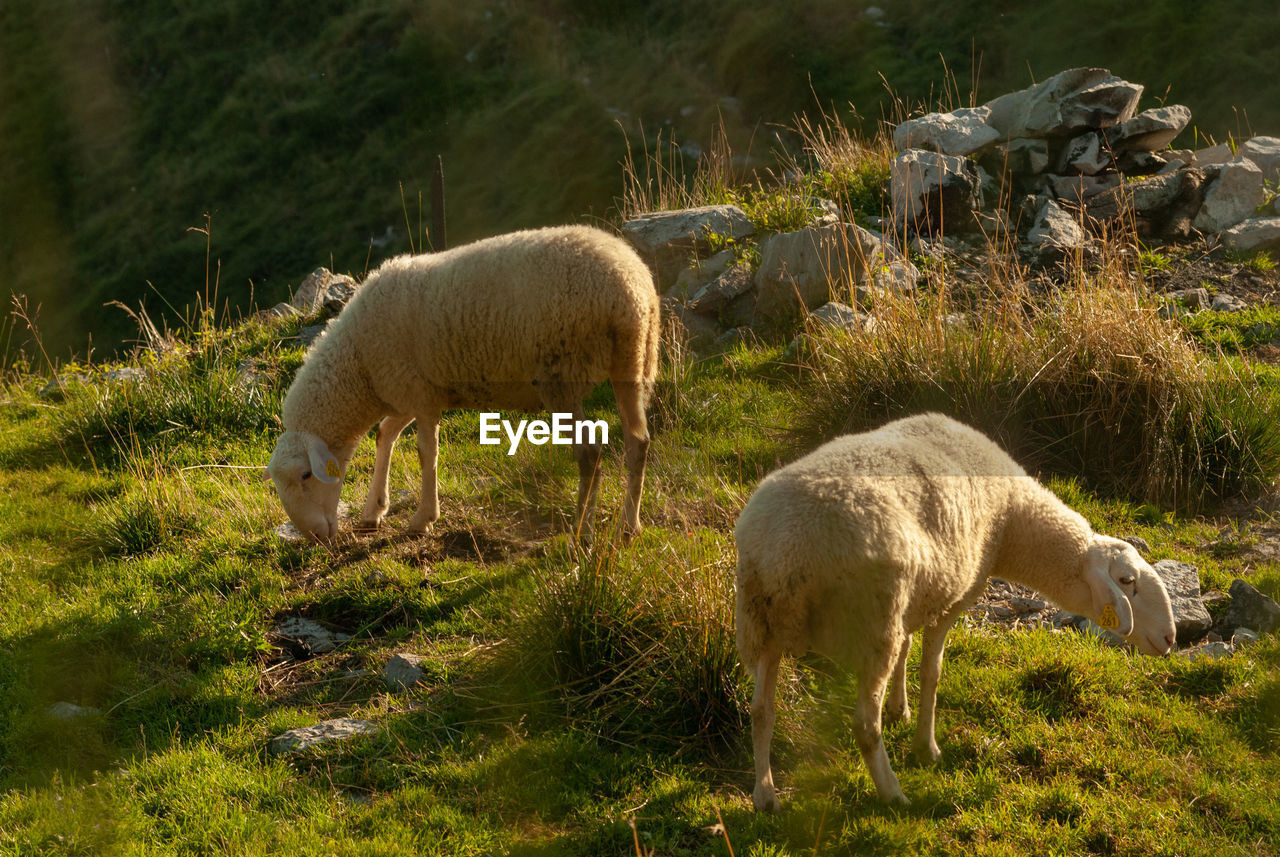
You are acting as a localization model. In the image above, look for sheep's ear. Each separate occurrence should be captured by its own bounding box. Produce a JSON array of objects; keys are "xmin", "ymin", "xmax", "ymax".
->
[
  {"xmin": 1084, "ymin": 545, "xmax": 1134, "ymax": 636},
  {"xmin": 305, "ymin": 435, "xmax": 343, "ymax": 485}
]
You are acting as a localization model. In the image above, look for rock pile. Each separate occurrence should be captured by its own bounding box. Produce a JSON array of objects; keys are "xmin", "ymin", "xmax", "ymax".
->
[{"xmin": 889, "ymin": 67, "xmax": 1279, "ymax": 252}]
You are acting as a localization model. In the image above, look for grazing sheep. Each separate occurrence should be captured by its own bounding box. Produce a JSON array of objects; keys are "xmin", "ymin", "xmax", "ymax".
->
[
  {"xmin": 734, "ymin": 413, "xmax": 1176, "ymax": 811},
  {"xmin": 266, "ymin": 225, "xmax": 660, "ymax": 543}
]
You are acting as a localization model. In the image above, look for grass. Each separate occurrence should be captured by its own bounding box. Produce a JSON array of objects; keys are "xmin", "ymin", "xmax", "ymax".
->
[{"xmin": 4, "ymin": 100, "xmax": 1280, "ymax": 856}]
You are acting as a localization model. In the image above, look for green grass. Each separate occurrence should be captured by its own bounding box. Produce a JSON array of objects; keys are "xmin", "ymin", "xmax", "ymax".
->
[{"xmin": 2, "ymin": 300, "xmax": 1280, "ymax": 855}]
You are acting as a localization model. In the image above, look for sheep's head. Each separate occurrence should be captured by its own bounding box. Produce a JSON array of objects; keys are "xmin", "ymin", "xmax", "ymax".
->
[
  {"xmin": 1084, "ymin": 536, "xmax": 1176, "ymax": 656},
  {"xmin": 266, "ymin": 430, "xmax": 345, "ymax": 542}
]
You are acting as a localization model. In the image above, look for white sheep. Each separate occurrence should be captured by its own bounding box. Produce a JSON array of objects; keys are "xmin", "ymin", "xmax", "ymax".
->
[
  {"xmin": 266, "ymin": 225, "xmax": 660, "ymax": 543},
  {"xmin": 734, "ymin": 412, "xmax": 1176, "ymax": 811}
]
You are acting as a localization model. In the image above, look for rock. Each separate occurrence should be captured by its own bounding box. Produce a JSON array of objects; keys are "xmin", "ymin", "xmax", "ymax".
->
[
  {"xmin": 104, "ymin": 367, "xmax": 146, "ymax": 384},
  {"xmin": 890, "ymin": 148, "xmax": 983, "ymax": 235},
  {"xmin": 384, "ymin": 653, "xmax": 428, "ymax": 690},
  {"xmin": 983, "ymin": 68, "xmax": 1142, "ymax": 140},
  {"xmin": 291, "ymin": 268, "xmax": 357, "ymax": 315},
  {"xmin": 688, "ymin": 264, "xmax": 756, "ymax": 316},
  {"xmin": 1058, "ymin": 132, "xmax": 1110, "ymax": 176},
  {"xmin": 668, "ymin": 249, "xmax": 735, "ymax": 300},
  {"xmin": 1027, "ymin": 197, "xmax": 1087, "ymax": 252},
  {"xmin": 661, "ymin": 296, "xmax": 721, "ymax": 350},
  {"xmin": 1122, "ymin": 535, "xmax": 1152, "ymax": 554},
  {"xmin": 1214, "ymin": 578, "xmax": 1280, "ymax": 637},
  {"xmin": 1116, "ymin": 151, "xmax": 1169, "ymax": 177},
  {"xmin": 996, "ymin": 138, "xmax": 1049, "ymax": 175},
  {"xmin": 1238, "ymin": 136, "xmax": 1280, "ymax": 183},
  {"xmin": 1194, "ymin": 142, "xmax": 1235, "ymax": 167},
  {"xmin": 874, "ymin": 257, "xmax": 922, "ymax": 293},
  {"xmin": 1181, "ymin": 640, "xmax": 1234, "ymax": 660},
  {"xmin": 47, "ymin": 702, "xmax": 100, "ymax": 720},
  {"xmin": 1231, "ymin": 627, "xmax": 1261, "ymax": 647},
  {"xmin": 1195, "ymin": 159, "xmax": 1265, "ymax": 234},
  {"xmin": 263, "ymin": 302, "xmax": 301, "ymax": 320},
  {"xmin": 1211, "ymin": 292, "xmax": 1248, "ymax": 312},
  {"xmin": 1223, "ymin": 217, "xmax": 1280, "ymax": 253},
  {"xmin": 1106, "ymin": 105, "xmax": 1192, "ymax": 152},
  {"xmin": 1152, "ymin": 560, "xmax": 1214, "ymax": 645},
  {"xmin": 1086, "ymin": 168, "xmax": 1206, "ymax": 240},
  {"xmin": 270, "ymin": 718, "xmax": 378, "ymax": 754},
  {"xmin": 622, "ymin": 205, "xmax": 754, "ymax": 290},
  {"xmin": 1165, "ymin": 288, "xmax": 1211, "ymax": 311},
  {"xmin": 298, "ymin": 321, "xmax": 331, "ymax": 348},
  {"xmin": 1050, "ymin": 173, "xmax": 1122, "ymax": 205},
  {"xmin": 38, "ymin": 374, "xmax": 90, "ymax": 400},
  {"xmin": 272, "ymin": 616, "xmax": 345, "ymax": 655},
  {"xmin": 753, "ymin": 223, "xmax": 892, "ymax": 319},
  {"xmin": 808, "ymin": 301, "xmax": 865, "ymax": 332},
  {"xmin": 714, "ymin": 327, "xmax": 755, "ymax": 350},
  {"xmin": 892, "ymin": 106, "xmax": 1001, "ymax": 156}
]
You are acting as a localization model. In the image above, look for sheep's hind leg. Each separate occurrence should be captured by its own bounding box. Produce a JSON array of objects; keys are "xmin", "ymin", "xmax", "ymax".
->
[
  {"xmin": 853, "ymin": 646, "xmax": 909, "ymax": 805},
  {"xmin": 750, "ymin": 649, "xmax": 783, "ymax": 812},
  {"xmin": 612, "ymin": 380, "xmax": 650, "ymax": 542},
  {"xmin": 913, "ymin": 618, "xmax": 956, "ymax": 765},
  {"xmin": 406, "ymin": 411, "xmax": 442, "ymax": 534},
  {"xmin": 359, "ymin": 414, "xmax": 414, "ymax": 531},
  {"xmin": 884, "ymin": 633, "xmax": 912, "ymax": 724}
]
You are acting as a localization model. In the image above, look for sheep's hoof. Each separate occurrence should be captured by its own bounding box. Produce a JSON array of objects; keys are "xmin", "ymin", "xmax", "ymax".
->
[
  {"xmin": 752, "ymin": 786, "xmax": 781, "ymax": 813},
  {"xmin": 621, "ymin": 522, "xmax": 642, "ymax": 545},
  {"xmin": 883, "ymin": 700, "xmax": 911, "ymax": 724},
  {"xmin": 405, "ymin": 516, "xmax": 437, "ymax": 535},
  {"xmin": 354, "ymin": 518, "xmax": 382, "ymax": 533},
  {"xmin": 913, "ymin": 741, "xmax": 942, "ymax": 766}
]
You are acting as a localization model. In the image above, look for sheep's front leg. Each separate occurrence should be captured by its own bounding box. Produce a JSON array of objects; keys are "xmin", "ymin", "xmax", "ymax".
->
[
  {"xmin": 884, "ymin": 633, "xmax": 912, "ymax": 724},
  {"xmin": 750, "ymin": 651, "xmax": 783, "ymax": 812},
  {"xmin": 853, "ymin": 651, "xmax": 908, "ymax": 805},
  {"xmin": 359, "ymin": 414, "xmax": 415, "ymax": 530},
  {"xmin": 913, "ymin": 619, "xmax": 956, "ymax": 765},
  {"xmin": 406, "ymin": 411, "xmax": 441, "ymax": 534}
]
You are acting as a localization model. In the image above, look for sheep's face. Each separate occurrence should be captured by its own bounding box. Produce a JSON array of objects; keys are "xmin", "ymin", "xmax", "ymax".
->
[
  {"xmin": 267, "ymin": 430, "xmax": 344, "ymax": 542},
  {"xmin": 1085, "ymin": 536, "xmax": 1176, "ymax": 656}
]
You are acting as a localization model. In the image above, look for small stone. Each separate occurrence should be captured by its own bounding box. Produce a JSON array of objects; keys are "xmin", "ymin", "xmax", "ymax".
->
[
  {"xmin": 1211, "ymin": 293, "xmax": 1248, "ymax": 313},
  {"xmin": 384, "ymin": 653, "xmax": 428, "ymax": 690},
  {"xmin": 1230, "ymin": 627, "xmax": 1261, "ymax": 647},
  {"xmin": 1195, "ymin": 159, "xmax": 1265, "ymax": 234},
  {"xmin": 1165, "ymin": 288, "xmax": 1211, "ymax": 311},
  {"xmin": 808, "ymin": 301, "xmax": 865, "ymax": 332},
  {"xmin": 1121, "ymin": 535, "xmax": 1151, "ymax": 554},
  {"xmin": 1214, "ymin": 578, "xmax": 1280, "ymax": 636},
  {"xmin": 270, "ymin": 718, "xmax": 378, "ymax": 754},
  {"xmin": 298, "ymin": 321, "xmax": 331, "ymax": 348},
  {"xmin": 47, "ymin": 702, "xmax": 100, "ymax": 721},
  {"xmin": 1009, "ymin": 596, "xmax": 1048, "ymax": 613},
  {"xmin": 1223, "ymin": 217, "xmax": 1280, "ymax": 254},
  {"xmin": 1106, "ymin": 105, "xmax": 1192, "ymax": 153},
  {"xmin": 291, "ymin": 268, "xmax": 358, "ymax": 315},
  {"xmin": 1152, "ymin": 560, "xmax": 1214, "ymax": 645},
  {"xmin": 688, "ymin": 264, "xmax": 756, "ymax": 316},
  {"xmin": 1183, "ymin": 641, "xmax": 1234, "ymax": 660},
  {"xmin": 272, "ymin": 616, "xmax": 344, "ymax": 655}
]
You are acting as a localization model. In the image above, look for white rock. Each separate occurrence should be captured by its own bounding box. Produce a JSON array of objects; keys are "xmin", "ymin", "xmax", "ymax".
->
[
  {"xmin": 1106, "ymin": 105, "xmax": 1192, "ymax": 152},
  {"xmin": 892, "ymin": 106, "xmax": 1000, "ymax": 156},
  {"xmin": 384, "ymin": 653, "xmax": 428, "ymax": 690},
  {"xmin": 1059, "ymin": 132, "xmax": 1109, "ymax": 176},
  {"xmin": 983, "ymin": 68, "xmax": 1142, "ymax": 139},
  {"xmin": 1195, "ymin": 159, "xmax": 1265, "ymax": 233},
  {"xmin": 47, "ymin": 702, "xmax": 100, "ymax": 720},
  {"xmin": 622, "ymin": 205, "xmax": 754, "ymax": 289},
  {"xmin": 1222, "ymin": 217, "xmax": 1280, "ymax": 253},
  {"xmin": 754, "ymin": 223, "xmax": 897, "ymax": 317},
  {"xmin": 890, "ymin": 148, "xmax": 983, "ymax": 233},
  {"xmin": 1027, "ymin": 198, "xmax": 1086, "ymax": 250},
  {"xmin": 273, "ymin": 616, "xmax": 344, "ymax": 654},
  {"xmin": 808, "ymin": 301, "xmax": 865, "ymax": 332},
  {"xmin": 1238, "ymin": 136, "xmax": 1280, "ymax": 182},
  {"xmin": 1211, "ymin": 293, "xmax": 1248, "ymax": 312},
  {"xmin": 291, "ymin": 268, "xmax": 357, "ymax": 314},
  {"xmin": 270, "ymin": 718, "xmax": 378, "ymax": 754},
  {"xmin": 1193, "ymin": 142, "xmax": 1235, "ymax": 167}
]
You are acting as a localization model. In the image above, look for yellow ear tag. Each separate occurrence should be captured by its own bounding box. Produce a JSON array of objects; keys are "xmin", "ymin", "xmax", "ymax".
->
[
  {"xmin": 1099, "ymin": 604, "xmax": 1120, "ymax": 630},
  {"xmin": 325, "ymin": 458, "xmax": 341, "ymax": 479}
]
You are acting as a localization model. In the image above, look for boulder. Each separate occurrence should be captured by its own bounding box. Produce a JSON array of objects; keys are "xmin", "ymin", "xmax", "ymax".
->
[
  {"xmin": 1152, "ymin": 560, "xmax": 1214, "ymax": 645},
  {"xmin": 995, "ymin": 138, "xmax": 1050, "ymax": 175},
  {"xmin": 384, "ymin": 653, "xmax": 428, "ymax": 690},
  {"xmin": 688, "ymin": 264, "xmax": 756, "ymax": 316},
  {"xmin": 270, "ymin": 718, "xmax": 378, "ymax": 754},
  {"xmin": 808, "ymin": 301, "xmax": 866, "ymax": 332},
  {"xmin": 1223, "ymin": 217, "xmax": 1280, "ymax": 253},
  {"xmin": 1192, "ymin": 142, "xmax": 1235, "ymax": 167},
  {"xmin": 1058, "ymin": 132, "xmax": 1110, "ymax": 176},
  {"xmin": 622, "ymin": 205, "xmax": 754, "ymax": 291},
  {"xmin": 291, "ymin": 268, "xmax": 357, "ymax": 315},
  {"xmin": 1238, "ymin": 136, "xmax": 1280, "ymax": 182},
  {"xmin": 1106, "ymin": 105, "xmax": 1192, "ymax": 152},
  {"xmin": 1027, "ymin": 198, "xmax": 1087, "ymax": 252},
  {"xmin": 1195, "ymin": 159, "xmax": 1265, "ymax": 234},
  {"xmin": 1086, "ymin": 168, "xmax": 1206, "ymax": 240},
  {"xmin": 983, "ymin": 68, "xmax": 1142, "ymax": 140},
  {"xmin": 668, "ymin": 249, "xmax": 735, "ymax": 301},
  {"xmin": 1213, "ymin": 578, "xmax": 1280, "ymax": 637},
  {"xmin": 892, "ymin": 106, "xmax": 1001, "ymax": 156},
  {"xmin": 1050, "ymin": 173, "xmax": 1121, "ymax": 204},
  {"xmin": 753, "ymin": 223, "xmax": 883, "ymax": 318},
  {"xmin": 890, "ymin": 148, "xmax": 983, "ymax": 234}
]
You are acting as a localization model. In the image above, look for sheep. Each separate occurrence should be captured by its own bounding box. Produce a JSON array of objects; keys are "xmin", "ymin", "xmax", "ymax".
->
[
  {"xmin": 266, "ymin": 224, "xmax": 660, "ymax": 544},
  {"xmin": 734, "ymin": 412, "xmax": 1176, "ymax": 812}
]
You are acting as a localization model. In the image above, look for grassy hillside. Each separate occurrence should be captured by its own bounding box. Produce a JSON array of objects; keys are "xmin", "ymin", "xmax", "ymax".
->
[
  {"xmin": 4, "ymin": 108, "xmax": 1280, "ymax": 852},
  {"xmin": 3, "ymin": 0, "xmax": 1280, "ymax": 357}
]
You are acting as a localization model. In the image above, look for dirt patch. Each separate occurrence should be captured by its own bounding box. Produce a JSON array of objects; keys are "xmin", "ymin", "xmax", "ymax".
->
[{"xmin": 1148, "ymin": 252, "xmax": 1280, "ymax": 306}]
